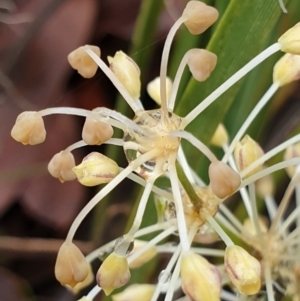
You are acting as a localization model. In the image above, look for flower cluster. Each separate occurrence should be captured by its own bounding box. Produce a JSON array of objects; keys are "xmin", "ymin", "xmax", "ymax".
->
[{"xmin": 10, "ymin": 1, "xmax": 300, "ymax": 301}]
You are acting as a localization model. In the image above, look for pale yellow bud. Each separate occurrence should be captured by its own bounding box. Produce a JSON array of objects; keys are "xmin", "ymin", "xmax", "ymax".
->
[
  {"xmin": 234, "ymin": 135, "xmax": 264, "ymax": 177},
  {"xmin": 181, "ymin": 251, "xmax": 221, "ymax": 301},
  {"xmin": 82, "ymin": 115, "xmax": 113, "ymax": 145},
  {"xmin": 187, "ymin": 49, "xmax": 217, "ymax": 82},
  {"xmin": 284, "ymin": 143, "xmax": 300, "ymax": 178},
  {"xmin": 255, "ymin": 174, "xmax": 274, "ymax": 197},
  {"xmin": 96, "ymin": 252, "xmax": 131, "ymax": 295},
  {"xmin": 278, "ymin": 23, "xmax": 300, "ymax": 55},
  {"xmin": 211, "ymin": 124, "xmax": 228, "ymax": 147},
  {"xmin": 225, "ymin": 245, "xmax": 261, "ymax": 295},
  {"xmin": 55, "ymin": 241, "xmax": 89, "ymax": 288},
  {"xmin": 71, "ymin": 264, "xmax": 94, "ymax": 294},
  {"xmin": 108, "ymin": 51, "xmax": 141, "ymax": 99},
  {"xmin": 73, "ymin": 152, "xmax": 119, "ymax": 186},
  {"xmin": 11, "ymin": 111, "xmax": 46, "ymax": 145},
  {"xmin": 128, "ymin": 240, "xmax": 157, "ymax": 269},
  {"xmin": 48, "ymin": 151, "xmax": 76, "ymax": 182},
  {"xmin": 243, "ymin": 217, "xmax": 268, "ymax": 236},
  {"xmin": 112, "ymin": 284, "xmax": 155, "ymax": 301},
  {"xmin": 182, "ymin": 1, "xmax": 219, "ymax": 35},
  {"xmin": 273, "ymin": 53, "xmax": 300, "ymax": 86},
  {"xmin": 77, "ymin": 297, "xmax": 91, "ymax": 301},
  {"xmin": 68, "ymin": 45, "xmax": 100, "ymax": 78},
  {"xmin": 208, "ymin": 161, "xmax": 241, "ymax": 199},
  {"xmin": 146, "ymin": 77, "xmax": 173, "ymax": 105}
]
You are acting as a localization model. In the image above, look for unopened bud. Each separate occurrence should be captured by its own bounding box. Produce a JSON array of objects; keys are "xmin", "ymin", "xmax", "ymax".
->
[
  {"xmin": 284, "ymin": 143, "xmax": 300, "ymax": 178},
  {"xmin": 278, "ymin": 23, "xmax": 300, "ymax": 55},
  {"xmin": 208, "ymin": 161, "xmax": 241, "ymax": 199},
  {"xmin": 255, "ymin": 174, "xmax": 274, "ymax": 197},
  {"xmin": 73, "ymin": 152, "xmax": 119, "ymax": 186},
  {"xmin": 68, "ymin": 45, "xmax": 100, "ymax": 78},
  {"xmin": 48, "ymin": 151, "xmax": 76, "ymax": 182},
  {"xmin": 71, "ymin": 264, "xmax": 94, "ymax": 294},
  {"xmin": 96, "ymin": 252, "xmax": 130, "ymax": 295},
  {"xmin": 112, "ymin": 284, "xmax": 155, "ymax": 301},
  {"xmin": 108, "ymin": 51, "xmax": 141, "ymax": 99},
  {"xmin": 225, "ymin": 245, "xmax": 261, "ymax": 295},
  {"xmin": 55, "ymin": 241, "xmax": 89, "ymax": 288},
  {"xmin": 11, "ymin": 111, "xmax": 46, "ymax": 145},
  {"xmin": 211, "ymin": 124, "xmax": 228, "ymax": 147},
  {"xmin": 234, "ymin": 135, "xmax": 264, "ymax": 177},
  {"xmin": 182, "ymin": 1, "xmax": 219, "ymax": 35},
  {"xmin": 273, "ymin": 53, "xmax": 300, "ymax": 86},
  {"xmin": 193, "ymin": 222, "xmax": 219, "ymax": 244},
  {"xmin": 147, "ymin": 77, "xmax": 172, "ymax": 105},
  {"xmin": 181, "ymin": 251, "xmax": 221, "ymax": 301},
  {"xmin": 77, "ymin": 297, "xmax": 91, "ymax": 301},
  {"xmin": 187, "ymin": 49, "xmax": 217, "ymax": 82},
  {"xmin": 243, "ymin": 217, "xmax": 268, "ymax": 236}
]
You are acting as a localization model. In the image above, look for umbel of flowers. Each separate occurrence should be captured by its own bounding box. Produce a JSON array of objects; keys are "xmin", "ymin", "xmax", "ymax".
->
[{"xmin": 10, "ymin": 1, "xmax": 300, "ymax": 300}]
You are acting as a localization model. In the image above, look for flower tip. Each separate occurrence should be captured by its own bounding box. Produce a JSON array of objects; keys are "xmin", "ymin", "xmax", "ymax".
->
[
  {"xmin": 278, "ymin": 22, "xmax": 300, "ymax": 55},
  {"xmin": 146, "ymin": 76, "xmax": 173, "ymax": 105},
  {"xmin": 112, "ymin": 284, "xmax": 155, "ymax": 301},
  {"xmin": 211, "ymin": 124, "xmax": 228, "ymax": 147}
]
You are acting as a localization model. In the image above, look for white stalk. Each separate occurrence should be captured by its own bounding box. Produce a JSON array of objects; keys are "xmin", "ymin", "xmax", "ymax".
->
[
  {"xmin": 164, "ymin": 255, "xmax": 181, "ymax": 301},
  {"xmin": 264, "ymin": 263, "xmax": 275, "ymax": 301},
  {"xmin": 215, "ymin": 213, "xmax": 243, "ymax": 239},
  {"xmin": 220, "ymin": 290, "xmax": 238, "ymax": 301},
  {"xmin": 177, "ymin": 145, "xmax": 196, "ymax": 184},
  {"xmin": 219, "ymin": 203, "xmax": 245, "ymax": 232},
  {"xmin": 278, "ymin": 205, "xmax": 300, "ymax": 236},
  {"xmin": 278, "ymin": 0, "xmax": 288, "ymax": 13},
  {"xmin": 156, "ymin": 245, "xmax": 225, "ymax": 257},
  {"xmin": 65, "ymin": 140, "xmax": 87, "ymax": 152},
  {"xmin": 86, "ymin": 285, "xmax": 102, "ymax": 300}
]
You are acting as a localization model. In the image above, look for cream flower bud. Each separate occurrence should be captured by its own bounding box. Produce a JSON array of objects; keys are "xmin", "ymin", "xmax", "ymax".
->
[
  {"xmin": 146, "ymin": 76, "xmax": 173, "ymax": 105},
  {"xmin": 48, "ymin": 151, "xmax": 77, "ymax": 182},
  {"xmin": 11, "ymin": 111, "xmax": 46, "ymax": 145},
  {"xmin": 255, "ymin": 174, "xmax": 274, "ymax": 197},
  {"xmin": 181, "ymin": 251, "xmax": 221, "ymax": 301},
  {"xmin": 225, "ymin": 245, "xmax": 261, "ymax": 295},
  {"xmin": 187, "ymin": 49, "xmax": 217, "ymax": 82},
  {"xmin": 284, "ymin": 143, "xmax": 300, "ymax": 178},
  {"xmin": 71, "ymin": 264, "xmax": 94, "ymax": 294},
  {"xmin": 68, "ymin": 45, "xmax": 100, "ymax": 78},
  {"xmin": 128, "ymin": 240, "xmax": 157, "ymax": 269},
  {"xmin": 96, "ymin": 252, "xmax": 131, "ymax": 295},
  {"xmin": 234, "ymin": 135, "xmax": 264, "ymax": 177},
  {"xmin": 182, "ymin": 1, "xmax": 219, "ymax": 35},
  {"xmin": 278, "ymin": 23, "xmax": 300, "ymax": 55},
  {"xmin": 273, "ymin": 53, "xmax": 300, "ymax": 86},
  {"xmin": 211, "ymin": 124, "xmax": 228, "ymax": 147},
  {"xmin": 77, "ymin": 297, "xmax": 92, "ymax": 301},
  {"xmin": 243, "ymin": 217, "xmax": 268, "ymax": 236},
  {"xmin": 108, "ymin": 51, "xmax": 141, "ymax": 99},
  {"xmin": 73, "ymin": 152, "xmax": 119, "ymax": 186},
  {"xmin": 208, "ymin": 161, "xmax": 241, "ymax": 199},
  {"xmin": 82, "ymin": 115, "xmax": 113, "ymax": 145},
  {"xmin": 112, "ymin": 284, "xmax": 155, "ymax": 301},
  {"xmin": 55, "ymin": 241, "xmax": 89, "ymax": 288}
]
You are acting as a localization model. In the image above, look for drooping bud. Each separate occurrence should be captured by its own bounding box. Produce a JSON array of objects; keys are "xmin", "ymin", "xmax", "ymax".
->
[
  {"xmin": 225, "ymin": 245, "xmax": 261, "ymax": 295},
  {"xmin": 112, "ymin": 284, "xmax": 155, "ymax": 301},
  {"xmin": 255, "ymin": 174, "xmax": 274, "ymax": 198},
  {"xmin": 234, "ymin": 135, "xmax": 264, "ymax": 177},
  {"xmin": 55, "ymin": 241, "xmax": 89, "ymax": 288},
  {"xmin": 187, "ymin": 49, "xmax": 217, "ymax": 82},
  {"xmin": 273, "ymin": 53, "xmax": 300, "ymax": 86},
  {"xmin": 108, "ymin": 51, "xmax": 141, "ymax": 99},
  {"xmin": 284, "ymin": 143, "xmax": 300, "ymax": 178},
  {"xmin": 96, "ymin": 252, "xmax": 131, "ymax": 295},
  {"xmin": 278, "ymin": 23, "xmax": 300, "ymax": 55},
  {"xmin": 243, "ymin": 217, "xmax": 268, "ymax": 236},
  {"xmin": 128, "ymin": 240, "xmax": 157, "ymax": 269},
  {"xmin": 208, "ymin": 161, "xmax": 241, "ymax": 199},
  {"xmin": 181, "ymin": 251, "xmax": 221, "ymax": 301},
  {"xmin": 73, "ymin": 152, "xmax": 119, "ymax": 186},
  {"xmin": 182, "ymin": 1, "xmax": 219, "ymax": 35},
  {"xmin": 211, "ymin": 124, "xmax": 228, "ymax": 147},
  {"xmin": 68, "ymin": 45, "xmax": 100, "ymax": 78},
  {"xmin": 11, "ymin": 111, "xmax": 46, "ymax": 145},
  {"xmin": 146, "ymin": 76, "xmax": 173, "ymax": 105},
  {"xmin": 71, "ymin": 264, "xmax": 94, "ymax": 294},
  {"xmin": 82, "ymin": 114, "xmax": 113, "ymax": 145},
  {"xmin": 48, "ymin": 151, "xmax": 77, "ymax": 182}
]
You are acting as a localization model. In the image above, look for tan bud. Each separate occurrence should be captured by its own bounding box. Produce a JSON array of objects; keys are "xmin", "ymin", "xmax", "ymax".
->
[
  {"xmin": 181, "ymin": 251, "xmax": 221, "ymax": 301},
  {"xmin": 284, "ymin": 143, "xmax": 300, "ymax": 178},
  {"xmin": 108, "ymin": 51, "xmax": 141, "ymax": 99},
  {"xmin": 48, "ymin": 151, "xmax": 76, "ymax": 182},
  {"xmin": 193, "ymin": 222, "xmax": 219, "ymax": 244},
  {"xmin": 225, "ymin": 245, "xmax": 261, "ymax": 295},
  {"xmin": 208, "ymin": 161, "xmax": 241, "ymax": 199},
  {"xmin": 73, "ymin": 152, "xmax": 119, "ymax": 186},
  {"xmin": 96, "ymin": 252, "xmax": 131, "ymax": 295},
  {"xmin": 71, "ymin": 264, "xmax": 94, "ymax": 294},
  {"xmin": 68, "ymin": 45, "xmax": 100, "ymax": 78},
  {"xmin": 255, "ymin": 174, "xmax": 274, "ymax": 197},
  {"xmin": 211, "ymin": 124, "xmax": 228, "ymax": 147},
  {"xmin": 273, "ymin": 53, "xmax": 300, "ymax": 86},
  {"xmin": 182, "ymin": 1, "xmax": 219, "ymax": 35},
  {"xmin": 243, "ymin": 217, "xmax": 268, "ymax": 236},
  {"xmin": 11, "ymin": 111, "xmax": 46, "ymax": 145},
  {"xmin": 55, "ymin": 241, "xmax": 89, "ymax": 288},
  {"xmin": 278, "ymin": 23, "xmax": 300, "ymax": 55},
  {"xmin": 234, "ymin": 135, "xmax": 264, "ymax": 177},
  {"xmin": 146, "ymin": 76, "xmax": 173, "ymax": 105},
  {"xmin": 112, "ymin": 284, "xmax": 155, "ymax": 301}
]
